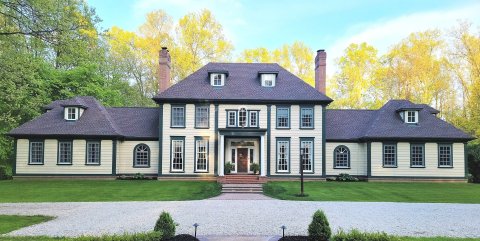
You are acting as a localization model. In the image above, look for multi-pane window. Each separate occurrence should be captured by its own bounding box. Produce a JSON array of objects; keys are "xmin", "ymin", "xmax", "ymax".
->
[
  {"xmin": 334, "ymin": 146, "xmax": 350, "ymax": 168},
  {"xmin": 249, "ymin": 111, "xmax": 258, "ymax": 127},
  {"xmin": 438, "ymin": 144, "xmax": 453, "ymax": 167},
  {"xmin": 212, "ymin": 74, "xmax": 223, "ymax": 86},
  {"xmin": 171, "ymin": 106, "xmax": 185, "ymax": 127},
  {"xmin": 227, "ymin": 111, "xmax": 236, "ymax": 127},
  {"xmin": 171, "ymin": 139, "xmax": 184, "ymax": 171},
  {"xmin": 410, "ymin": 144, "xmax": 424, "ymax": 167},
  {"xmin": 262, "ymin": 74, "xmax": 275, "ymax": 87},
  {"xmin": 195, "ymin": 139, "xmax": 208, "ymax": 172},
  {"xmin": 300, "ymin": 139, "xmax": 313, "ymax": 172},
  {"xmin": 406, "ymin": 110, "xmax": 417, "ymax": 123},
  {"xmin": 29, "ymin": 141, "xmax": 44, "ymax": 164},
  {"xmin": 277, "ymin": 107, "xmax": 290, "ymax": 128},
  {"xmin": 383, "ymin": 144, "xmax": 397, "ymax": 167},
  {"xmin": 300, "ymin": 107, "xmax": 314, "ymax": 128},
  {"xmin": 66, "ymin": 107, "xmax": 77, "ymax": 120},
  {"xmin": 195, "ymin": 106, "xmax": 209, "ymax": 128},
  {"xmin": 277, "ymin": 139, "xmax": 290, "ymax": 172},
  {"xmin": 134, "ymin": 144, "xmax": 150, "ymax": 167},
  {"xmin": 86, "ymin": 141, "xmax": 100, "ymax": 165},
  {"xmin": 238, "ymin": 108, "xmax": 247, "ymax": 127},
  {"xmin": 58, "ymin": 141, "xmax": 72, "ymax": 164}
]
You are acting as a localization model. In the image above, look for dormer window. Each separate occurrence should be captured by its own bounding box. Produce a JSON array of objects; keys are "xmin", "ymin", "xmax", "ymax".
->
[
  {"xmin": 210, "ymin": 73, "xmax": 225, "ymax": 86},
  {"xmin": 405, "ymin": 110, "xmax": 418, "ymax": 124},
  {"xmin": 261, "ymin": 74, "xmax": 276, "ymax": 87},
  {"xmin": 65, "ymin": 107, "xmax": 78, "ymax": 121}
]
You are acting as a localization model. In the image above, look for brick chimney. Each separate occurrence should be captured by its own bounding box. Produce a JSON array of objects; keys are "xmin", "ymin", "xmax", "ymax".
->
[
  {"xmin": 158, "ymin": 47, "xmax": 171, "ymax": 93},
  {"xmin": 314, "ymin": 49, "xmax": 327, "ymax": 94}
]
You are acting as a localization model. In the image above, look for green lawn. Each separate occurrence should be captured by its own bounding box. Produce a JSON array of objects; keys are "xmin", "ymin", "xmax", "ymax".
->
[
  {"xmin": 0, "ymin": 215, "xmax": 54, "ymax": 235},
  {"xmin": 0, "ymin": 180, "xmax": 221, "ymax": 202},
  {"xmin": 401, "ymin": 238, "xmax": 480, "ymax": 241},
  {"xmin": 263, "ymin": 181, "xmax": 480, "ymax": 203}
]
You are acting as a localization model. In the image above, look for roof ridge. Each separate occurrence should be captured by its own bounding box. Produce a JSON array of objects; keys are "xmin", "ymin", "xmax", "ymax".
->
[
  {"xmin": 93, "ymin": 100, "xmax": 123, "ymax": 136},
  {"xmin": 327, "ymin": 109, "xmax": 376, "ymax": 111},
  {"xmin": 107, "ymin": 106, "xmax": 157, "ymax": 109}
]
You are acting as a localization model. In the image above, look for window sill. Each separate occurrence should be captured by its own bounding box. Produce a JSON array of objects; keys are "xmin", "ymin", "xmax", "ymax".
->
[
  {"xmin": 438, "ymin": 166, "xmax": 454, "ymax": 168},
  {"xmin": 382, "ymin": 165, "xmax": 398, "ymax": 168},
  {"xmin": 410, "ymin": 166, "xmax": 425, "ymax": 168},
  {"xmin": 170, "ymin": 170, "xmax": 185, "ymax": 173},
  {"xmin": 333, "ymin": 167, "xmax": 351, "ymax": 169},
  {"xmin": 57, "ymin": 163, "xmax": 73, "ymax": 166},
  {"xmin": 133, "ymin": 165, "xmax": 151, "ymax": 168},
  {"xmin": 194, "ymin": 127, "xmax": 210, "ymax": 129},
  {"xmin": 194, "ymin": 170, "xmax": 209, "ymax": 173},
  {"xmin": 276, "ymin": 171, "xmax": 290, "ymax": 174},
  {"xmin": 299, "ymin": 127, "xmax": 314, "ymax": 130},
  {"xmin": 85, "ymin": 163, "xmax": 101, "ymax": 166},
  {"xmin": 276, "ymin": 127, "xmax": 291, "ymax": 130},
  {"xmin": 170, "ymin": 126, "xmax": 186, "ymax": 129},
  {"xmin": 28, "ymin": 163, "xmax": 44, "ymax": 165}
]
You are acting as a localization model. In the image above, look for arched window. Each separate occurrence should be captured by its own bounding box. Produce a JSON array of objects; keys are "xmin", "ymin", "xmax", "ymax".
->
[
  {"xmin": 134, "ymin": 144, "xmax": 150, "ymax": 167},
  {"xmin": 334, "ymin": 145, "xmax": 350, "ymax": 168},
  {"xmin": 238, "ymin": 108, "xmax": 247, "ymax": 127}
]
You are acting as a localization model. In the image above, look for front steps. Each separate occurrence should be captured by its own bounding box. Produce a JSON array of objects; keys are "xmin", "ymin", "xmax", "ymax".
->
[
  {"xmin": 221, "ymin": 183, "xmax": 263, "ymax": 193},
  {"xmin": 217, "ymin": 174, "xmax": 267, "ymax": 184}
]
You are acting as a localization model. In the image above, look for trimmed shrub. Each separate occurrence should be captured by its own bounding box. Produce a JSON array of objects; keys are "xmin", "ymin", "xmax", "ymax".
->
[
  {"xmin": 224, "ymin": 162, "xmax": 234, "ymax": 174},
  {"xmin": 308, "ymin": 210, "xmax": 331, "ymax": 241},
  {"xmin": 332, "ymin": 229, "xmax": 400, "ymax": 241},
  {"xmin": 154, "ymin": 211, "xmax": 176, "ymax": 240},
  {"xmin": 0, "ymin": 165, "xmax": 12, "ymax": 180},
  {"xmin": 335, "ymin": 173, "xmax": 359, "ymax": 182},
  {"xmin": 250, "ymin": 163, "xmax": 260, "ymax": 174},
  {"xmin": 278, "ymin": 236, "xmax": 308, "ymax": 241},
  {"xmin": 166, "ymin": 234, "xmax": 199, "ymax": 241}
]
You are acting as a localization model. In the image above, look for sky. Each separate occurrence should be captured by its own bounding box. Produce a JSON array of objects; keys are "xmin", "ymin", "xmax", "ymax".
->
[{"xmin": 87, "ymin": 0, "xmax": 480, "ymax": 75}]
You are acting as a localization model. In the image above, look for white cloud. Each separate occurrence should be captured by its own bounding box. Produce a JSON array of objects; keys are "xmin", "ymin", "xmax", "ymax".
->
[{"xmin": 326, "ymin": 2, "xmax": 480, "ymax": 76}]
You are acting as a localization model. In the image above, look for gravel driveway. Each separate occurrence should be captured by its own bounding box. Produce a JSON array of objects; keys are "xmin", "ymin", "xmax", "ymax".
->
[{"xmin": 1, "ymin": 199, "xmax": 480, "ymax": 238}]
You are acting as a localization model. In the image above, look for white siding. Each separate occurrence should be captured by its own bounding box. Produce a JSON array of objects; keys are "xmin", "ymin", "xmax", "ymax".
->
[
  {"xmin": 371, "ymin": 142, "xmax": 465, "ymax": 177},
  {"xmin": 270, "ymin": 105, "xmax": 323, "ymax": 176},
  {"xmin": 162, "ymin": 104, "xmax": 215, "ymax": 175},
  {"xmin": 117, "ymin": 141, "xmax": 159, "ymax": 174},
  {"xmin": 326, "ymin": 142, "xmax": 367, "ymax": 176},
  {"xmin": 16, "ymin": 139, "xmax": 112, "ymax": 174}
]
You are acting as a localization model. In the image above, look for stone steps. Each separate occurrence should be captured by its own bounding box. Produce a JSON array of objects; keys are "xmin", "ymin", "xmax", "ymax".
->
[
  {"xmin": 221, "ymin": 183, "xmax": 263, "ymax": 193},
  {"xmin": 218, "ymin": 174, "xmax": 268, "ymax": 184}
]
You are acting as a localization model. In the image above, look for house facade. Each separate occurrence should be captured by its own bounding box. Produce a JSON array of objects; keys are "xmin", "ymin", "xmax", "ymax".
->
[{"xmin": 9, "ymin": 48, "xmax": 474, "ymax": 181}]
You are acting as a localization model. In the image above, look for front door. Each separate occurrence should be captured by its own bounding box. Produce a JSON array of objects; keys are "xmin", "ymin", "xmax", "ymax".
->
[{"xmin": 237, "ymin": 148, "xmax": 249, "ymax": 173}]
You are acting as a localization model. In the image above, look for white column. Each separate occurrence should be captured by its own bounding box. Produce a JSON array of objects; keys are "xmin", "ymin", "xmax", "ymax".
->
[
  {"xmin": 260, "ymin": 135, "xmax": 266, "ymax": 176},
  {"xmin": 219, "ymin": 135, "xmax": 225, "ymax": 176}
]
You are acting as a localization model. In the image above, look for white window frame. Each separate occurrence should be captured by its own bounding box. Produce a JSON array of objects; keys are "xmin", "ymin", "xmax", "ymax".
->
[
  {"xmin": 300, "ymin": 139, "xmax": 313, "ymax": 172},
  {"xmin": 249, "ymin": 111, "xmax": 258, "ymax": 127},
  {"xmin": 171, "ymin": 106, "xmax": 185, "ymax": 128},
  {"xmin": 210, "ymin": 73, "xmax": 225, "ymax": 86},
  {"xmin": 65, "ymin": 107, "xmax": 78, "ymax": 121},
  {"xmin": 238, "ymin": 108, "xmax": 247, "ymax": 127},
  {"xmin": 277, "ymin": 139, "xmax": 290, "ymax": 173},
  {"xmin": 58, "ymin": 141, "xmax": 73, "ymax": 165},
  {"xmin": 276, "ymin": 107, "xmax": 290, "ymax": 128},
  {"xmin": 195, "ymin": 105, "xmax": 209, "ymax": 128},
  {"xmin": 86, "ymin": 141, "xmax": 101, "ymax": 165},
  {"xmin": 300, "ymin": 107, "xmax": 314, "ymax": 128},
  {"xmin": 261, "ymin": 74, "xmax": 276, "ymax": 87},
  {"xmin": 29, "ymin": 141, "xmax": 44, "ymax": 165},
  {"xmin": 405, "ymin": 110, "xmax": 418, "ymax": 124},
  {"xmin": 195, "ymin": 138, "xmax": 208, "ymax": 172},
  {"xmin": 383, "ymin": 143, "xmax": 397, "ymax": 167},
  {"xmin": 171, "ymin": 138, "xmax": 184, "ymax": 172},
  {"xmin": 438, "ymin": 144, "xmax": 453, "ymax": 167},
  {"xmin": 334, "ymin": 145, "xmax": 350, "ymax": 169},
  {"xmin": 134, "ymin": 144, "xmax": 150, "ymax": 167},
  {"xmin": 227, "ymin": 111, "xmax": 237, "ymax": 127},
  {"xmin": 410, "ymin": 143, "xmax": 425, "ymax": 167}
]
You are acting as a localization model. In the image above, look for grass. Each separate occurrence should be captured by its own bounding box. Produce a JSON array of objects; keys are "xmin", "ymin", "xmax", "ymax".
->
[
  {"xmin": 400, "ymin": 238, "xmax": 480, "ymax": 241},
  {"xmin": 0, "ymin": 215, "xmax": 54, "ymax": 235},
  {"xmin": 263, "ymin": 181, "xmax": 480, "ymax": 203},
  {"xmin": 0, "ymin": 180, "xmax": 221, "ymax": 202}
]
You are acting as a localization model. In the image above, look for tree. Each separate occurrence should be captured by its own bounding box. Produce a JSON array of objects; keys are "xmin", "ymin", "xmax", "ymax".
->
[
  {"xmin": 238, "ymin": 41, "xmax": 315, "ymax": 86},
  {"xmin": 329, "ymin": 42, "xmax": 383, "ymax": 109}
]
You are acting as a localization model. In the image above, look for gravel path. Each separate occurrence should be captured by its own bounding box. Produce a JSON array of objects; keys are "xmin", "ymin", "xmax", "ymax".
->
[{"xmin": 1, "ymin": 200, "xmax": 479, "ymax": 238}]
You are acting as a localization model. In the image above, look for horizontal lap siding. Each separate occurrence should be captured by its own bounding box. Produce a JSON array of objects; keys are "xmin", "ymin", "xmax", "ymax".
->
[
  {"xmin": 326, "ymin": 142, "xmax": 367, "ymax": 176},
  {"xmin": 371, "ymin": 142, "xmax": 465, "ymax": 177},
  {"xmin": 16, "ymin": 139, "xmax": 112, "ymax": 174},
  {"xmin": 117, "ymin": 141, "xmax": 159, "ymax": 174},
  {"xmin": 270, "ymin": 105, "xmax": 323, "ymax": 175},
  {"xmin": 162, "ymin": 104, "xmax": 215, "ymax": 175}
]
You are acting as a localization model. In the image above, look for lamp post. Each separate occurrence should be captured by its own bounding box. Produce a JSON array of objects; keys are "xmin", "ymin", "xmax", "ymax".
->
[
  {"xmin": 193, "ymin": 223, "xmax": 199, "ymax": 237},
  {"xmin": 300, "ymin": 149, "xmax": 305, "ymax": 196},
  {"xmin": 281, "ymin": 225, "xmax": 286, "ymax": 237}
]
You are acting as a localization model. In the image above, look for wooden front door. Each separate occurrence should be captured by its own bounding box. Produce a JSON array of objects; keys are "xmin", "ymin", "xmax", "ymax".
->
[{"xmin": 237, "ymin": 148, "xmax": 249, "ymax": 173}]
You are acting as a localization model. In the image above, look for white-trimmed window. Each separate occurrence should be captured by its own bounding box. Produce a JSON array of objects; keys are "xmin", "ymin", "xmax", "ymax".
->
[
  {"xmin": 171, "ymin": 106, "xmax": 185, "ymax": 127},
  {"xmin": 300, "ymin": 139, "xmax": 313, "ymax": 172},
  {"xmin": 195, "ymin": 138, "xmax": 208, "ymax": 172},
  {"xmin": 227, "ymin": 111, "xmax": 237, "ymax": 127},
  {"xmin": 86, "ymin": 141, "xmax": 100, "ymax": 165},
  {"xmin": 383, "ymin": 143, "xmax": 397, "ymax": 167},
  {"xmin": 334, "ymin": 145, "xmax": 350, "ymax": 168},
  {"xmin": 300, "ymin": 107, "xmax": 314, "ymax": 128},
  {"xmin": 65, "ymin": 107, "xmax": 78, "ymax": 121},
  {"xmin": 438, "ymin": 144, "xmax": 453, "ymax": 167},
  {"xmin": 261, "ymin": 74, "xmax": 276, "ymax": 87},
  {"xmin": 195, "ymin": 105, "xmax": 209, "ymax": 128},
  {"xmin": 238, "ymin": 108, "xmax": 247, "ymax": 127},
  {"xmin": 410, "ymin": 144, "xmax": 425, "ymax": 167},
  {"xmin": 58, "ymin": 141, "xmax": 72, "ymax": 164},
  {"xmin": 134, "ymin": 144, "xmax": 150, "ymax": 167},
  {"xmin": 211, "ymin": 73, "xmax": 225, "ymax": 86},
  {"xmin": 406, "ymin": 110, "xmax": 418, "ymax": 124},
  {"xmin": 276, "ymin": 107, "xmax": 290, "ymax": 128},
  {"xmin": 171, "ymin": 138, "xmax": 184, "ymax": 172},
  {"xmin": 249, "ymin": 111, "xmax": 258, "ymax": 127},
  {"xmin": 29, "ymin": 141, "xmax": 44, "ymax": 164},
  {"xmin": 277, "ymin": 139, "xmax": 290, "ymax": 172}
]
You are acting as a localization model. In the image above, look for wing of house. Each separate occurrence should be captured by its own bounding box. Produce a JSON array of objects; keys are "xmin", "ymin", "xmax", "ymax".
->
[{"xmin": 8, "ymin": 48, "xmax": 475, "ymax": 181}]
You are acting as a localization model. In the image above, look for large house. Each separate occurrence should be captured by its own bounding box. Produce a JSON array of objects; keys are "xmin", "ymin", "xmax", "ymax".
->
[{"xmin": 8, "ymin": 48, "xmax": 474, "ymax": 181}]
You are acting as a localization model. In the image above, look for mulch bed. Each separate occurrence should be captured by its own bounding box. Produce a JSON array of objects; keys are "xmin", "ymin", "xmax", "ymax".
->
[
  {"xmin": 166, "ymin": 234, "xmax": 200, "ymax": 241},
  {"xmin": 278, "ymin": 236, "xmax": 309, "ymax": 241}
]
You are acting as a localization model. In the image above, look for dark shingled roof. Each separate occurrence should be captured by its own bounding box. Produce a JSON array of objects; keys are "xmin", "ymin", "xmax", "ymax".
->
[
  {"xmin": 154, "ymin": 63, "xmax": 332, "ymax": 103},
  {"xmin": 9, "ymin": 97, "xmax": 159, "ymax": 139},
  {"xmin": 326, "ymin": 100, "xmax": 474, "ymax": 141}
]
